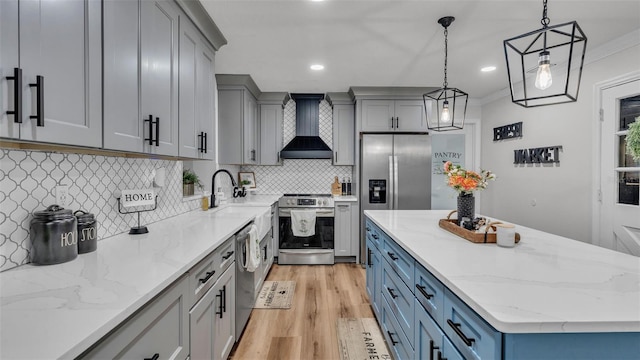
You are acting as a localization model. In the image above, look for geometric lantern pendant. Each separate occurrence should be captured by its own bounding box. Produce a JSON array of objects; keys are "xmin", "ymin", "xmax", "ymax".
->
[
  {"xmin": 424, "ymin": 86, "xmax": 468, "ymax": 131},
  {"xmin": 503, "ymin": 0, "xmax": 587, "ymax": 107},
  {"xmin": 424, "ymin": 16, "xmax": 468, "ymax": 131}
]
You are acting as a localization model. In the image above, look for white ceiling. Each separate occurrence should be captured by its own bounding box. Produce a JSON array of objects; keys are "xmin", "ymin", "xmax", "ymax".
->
[{"xmin": 201, "ymin": 0, "xmax": 640, "ymax": 99}]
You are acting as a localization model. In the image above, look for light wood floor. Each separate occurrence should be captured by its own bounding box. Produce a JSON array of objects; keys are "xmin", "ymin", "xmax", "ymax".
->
[{"xmin": 230, "ymin": 263, "xmax": 374, "ymax": 360}]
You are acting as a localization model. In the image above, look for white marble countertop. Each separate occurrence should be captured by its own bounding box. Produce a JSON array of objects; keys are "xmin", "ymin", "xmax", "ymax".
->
[
  {"xmin": 0, "ymin": 205, "xmax": 272, "ymax": 360},
  {"xmin": 333, "ymin": 195, "xmax": 358, "ymax": 202},
  {"xmin": 224, "ymin": 193, "xmax": 282, "ymax": 206},
  {"xmin": 365, "ymin": 210, "xmax": 640, "ymax": 334}
]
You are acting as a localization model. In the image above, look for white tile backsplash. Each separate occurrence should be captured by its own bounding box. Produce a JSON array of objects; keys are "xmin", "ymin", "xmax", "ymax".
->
[
  {"xmin": 243, "ymin": 98, "xmax": 353, "ymax": 194},
  {"xmin": 0, "ymin": 149, "xmax": 199, "ymax": 272}
]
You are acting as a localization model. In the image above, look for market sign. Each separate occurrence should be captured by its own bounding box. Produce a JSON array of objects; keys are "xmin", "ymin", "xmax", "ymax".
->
[{"xmin": 514, "ymin": 146, "xmax": 562, "ymax": 164}]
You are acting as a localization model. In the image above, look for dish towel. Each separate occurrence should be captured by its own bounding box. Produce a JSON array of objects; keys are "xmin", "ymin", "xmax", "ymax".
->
[
  {"xmin": 245, "ymin": 224, "xmax": 261, "ymax": 272},
  {"xmin": 290, "ymin": 210, "xmax": 316, "ymax": 237}
]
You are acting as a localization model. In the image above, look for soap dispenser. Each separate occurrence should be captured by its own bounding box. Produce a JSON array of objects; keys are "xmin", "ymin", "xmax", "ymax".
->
[{"xmin": 215, "ymin": 187, "xmax": 225, "ymax": 207}]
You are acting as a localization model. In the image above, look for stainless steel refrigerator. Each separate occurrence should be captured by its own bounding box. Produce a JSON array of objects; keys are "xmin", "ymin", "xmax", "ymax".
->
[{"xmin": 360, "ymin": 134, "xmax": 432, "ymax": 262}]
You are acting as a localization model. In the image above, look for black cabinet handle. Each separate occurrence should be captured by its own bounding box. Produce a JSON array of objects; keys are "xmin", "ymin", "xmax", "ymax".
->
[
  {"xmin": 366, "ymin": 226, "xmax": 371, "ymax": 232},
  {"xmin": 387, "ymin": 331, "xmax": 398, "ymax": 346},
  {"xmin": 251, "ymin": 149, "xmax": 256, "ymax": 161},
  {"xmin": 154, "ymin": 117, "xmax": 160, "ymax": 146},
  {"xmin": 371, "ymin": 234, "xmax": 379, "ymax": 240},
  {"xmin": 416, "ymin": 284, "xmax": 434, "ymax": 299},
  {"xmin": 144, "ymin": 354, "xmax": 159, "ymax": 360},
  {"xmin": 215, "ymin": 289, "xmax": 223, "ymax": 318},
  {"xmin": 387, "ymin": 287, "xmax": 398, "ymax": 299},
  {"xmin": 396, "ymin": 116, "xmax": 400, "ymax": 129},
  {"xmin": 203, "ymin": 132, "xmax": 207, "ymax": 153},
  {"xmin": 145, "ymin": 115, "xmax": 154, "ymax": 145},
  {"xmin": 429, "ymin": 340, "xmax": 440, "ymax": 360},
  {"xmin": 387, "ymin": 252, "xmax": 398, "ymax": 261},
  {"xmin": 221, "ymin": 284, "xmax": 227, "ymax": 314},
  {"xmin": 437, "ymin": 351, "xmax": 447, "ymax": 360},
  {"xmin": 198, "ymin": 132, "xmax": 204, "ymax": 153},
  {"xmin": 367, "ymin": 249, "xmax": 372, "ymax": 268},
  {"xmin": 447, "ymin": 319, "xmax": 476, "ymax": 347},
  {"xmin": 198, "ymin": 270, "xmax": 215, "ymax": 284},
  {"xmin": 29, "ymin": 75, "xmax": 44, "ymax": 126},
  {"xmin": 390, "ymin": 117, "xmax": 394, "ymax": 129},
  {"xmin": 222, "ymin": 251, "xmax": 234, "ymax": 260},
  {"xmin": 6, "ymin": 67, "xmax": 22, "ymax": 123}
]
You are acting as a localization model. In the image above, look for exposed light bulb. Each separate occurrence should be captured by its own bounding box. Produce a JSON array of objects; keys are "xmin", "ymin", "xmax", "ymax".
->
[
  {"xmin": 535, "ymin": 51, "xmax": 552, "ymax": 90},
  {"xmin": 441, "ymin": 100, "xmax": 451, "ymax": 123}
]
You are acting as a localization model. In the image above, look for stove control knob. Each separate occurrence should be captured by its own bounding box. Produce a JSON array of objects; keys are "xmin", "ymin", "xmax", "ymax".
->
[
  {"xmin": 320, "ymin": 200, "xmax": 325, "ymax": 206},
  {"xmin": 288, "ymin": 200, "xmax": 293, "ymax": 205}
]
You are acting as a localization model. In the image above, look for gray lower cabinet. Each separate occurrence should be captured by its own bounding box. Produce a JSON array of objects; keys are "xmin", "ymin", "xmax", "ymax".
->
[
  {"xmin": 191, "ymin": 265, "xmax": 236, "ymax": 360},
  {"xmin": 103, "ymin": 0, "xmax": 179, "ymax": 156},
  {"xmin": 0, "ymin": 0, "xmax": 102, "ymax": 147},
  {"xmin": 80, "ymin": 275, "xmax": 189, "ymax": 359},
  {"xmin": 217, "ymin": 75, "xmax": 261, "ymax": 165},
  {"xmin": 178, "ymin": 16, "xmax": 216, "ymax": 160},
  {"xmin": 334, "ymin": 202, "xmax": 360, "ymax": 260},
  {"xmin": 361, "ymin": 99, "xmax": 426, "ymax": 132},
  {"xmin": 334, "ymin": 202, "xmax": 352, "ymax": 257}
]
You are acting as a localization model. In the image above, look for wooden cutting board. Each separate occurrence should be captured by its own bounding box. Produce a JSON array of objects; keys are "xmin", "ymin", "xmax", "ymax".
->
[{"xmin": 331, "ymin": 176, "xmax": 342, "ymax": 195}]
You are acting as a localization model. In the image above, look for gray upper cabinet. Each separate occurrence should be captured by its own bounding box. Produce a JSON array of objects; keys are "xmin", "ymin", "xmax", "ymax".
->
[
  {"xmin": 217, "ymin": 75, "xmax": 261, "ymax": 165},
  {"xmin": 178, "ymin": 16, "xmax": 216, "ymax": 160},
  {"xmin": 0, "ymin": 0, "xmax": 102, "ymax": 147},
  {"xmin": 327, "ymin": 93, "xmax": 355, "ymax": 165},
  {"xmin": 258, "ymin": 92, "xmax": 289, "ymax": 165},
  {"xmin": 361, "ymin": 99, "xmax": 427, "ymax": 132},
  {"xmin": 103, "ymin": 0, "xmax": 179, "ymax": 156}
]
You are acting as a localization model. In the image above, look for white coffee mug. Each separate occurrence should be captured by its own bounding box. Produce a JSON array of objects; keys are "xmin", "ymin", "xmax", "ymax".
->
[{"xmin": 496, "ymin": 223, "xmax": 516, "ymax": 247}]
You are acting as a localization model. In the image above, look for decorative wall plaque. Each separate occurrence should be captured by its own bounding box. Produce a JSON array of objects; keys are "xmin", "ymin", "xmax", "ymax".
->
[
  {"xmin": 494, "ymin": 122, "xmax": 523, "ymax": 141},
  {"xmin": 514, "ymin": 146, "xmax": 562, "ymax": 164}
]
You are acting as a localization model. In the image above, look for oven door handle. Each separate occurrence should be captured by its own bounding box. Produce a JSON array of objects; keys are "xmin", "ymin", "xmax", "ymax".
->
[{"xmin": 278, "ymin": 209, "xmax": 334, "ymax": 217}]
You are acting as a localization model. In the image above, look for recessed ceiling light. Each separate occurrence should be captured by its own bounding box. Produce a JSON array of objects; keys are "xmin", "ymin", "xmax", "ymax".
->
[
  {"xmin": 310, "ymin": 64, "xmax": 324, "ymax": 71},
  {"xmin": 481, "ymin": 66, "xmax": 497, "ymax": 72}
]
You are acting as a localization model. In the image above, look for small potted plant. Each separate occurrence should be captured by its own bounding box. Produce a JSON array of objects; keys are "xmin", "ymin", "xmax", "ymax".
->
[{"xmin": 183, "ymin": 169, "xmax": 202, "ymax": 196}]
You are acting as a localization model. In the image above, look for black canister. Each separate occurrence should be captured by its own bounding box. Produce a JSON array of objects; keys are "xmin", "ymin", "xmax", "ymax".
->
[
  {"xmin": 30, "ymin": 205, "xmax": 78, "ymax": 265},
  {"xmin": 74, "ymin": 210, "xmax": 97, "ymax": 254}
]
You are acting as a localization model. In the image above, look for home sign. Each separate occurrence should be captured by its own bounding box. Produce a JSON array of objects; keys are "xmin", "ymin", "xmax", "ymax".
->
[{"xmin": 121, "ymin": 189, "xmax": 156, "ymax": 208}]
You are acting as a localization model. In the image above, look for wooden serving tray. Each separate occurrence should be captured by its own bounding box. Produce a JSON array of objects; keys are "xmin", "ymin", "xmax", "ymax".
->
[{"xmin": 439, "ymin": 211, "xmax": 521, "ymax": 244}]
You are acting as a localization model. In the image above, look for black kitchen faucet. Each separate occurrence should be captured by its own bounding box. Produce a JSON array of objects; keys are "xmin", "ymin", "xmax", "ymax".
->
[{"xmin": 210, "ymin": 169, "xmax": 246, "ymax": 208}]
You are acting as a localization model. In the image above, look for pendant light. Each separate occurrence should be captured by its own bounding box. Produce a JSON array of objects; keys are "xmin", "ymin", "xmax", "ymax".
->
[
  {"xmin": 424, "ymin": 16, "xmax": 468, "ymax": 132},
  {"xmin": 503, "ymin": 0, "xmax": 587, "ymax": 107}
]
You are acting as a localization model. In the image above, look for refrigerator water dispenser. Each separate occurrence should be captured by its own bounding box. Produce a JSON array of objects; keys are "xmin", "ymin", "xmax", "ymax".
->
[{"xmin": 369, "ymin": 180, "xmax": 386, "ymax": 204}]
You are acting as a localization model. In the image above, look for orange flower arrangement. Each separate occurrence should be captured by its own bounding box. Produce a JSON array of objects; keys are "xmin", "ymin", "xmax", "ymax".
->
[{"xmin": 443, "ymin": 161, "xmax": 496, "ymax": 194}]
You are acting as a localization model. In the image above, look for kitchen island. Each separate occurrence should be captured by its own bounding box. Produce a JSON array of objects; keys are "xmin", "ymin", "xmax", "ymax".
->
[
  {"xmin": 365, "ymin": 210, "xmax": 640, "ymax": 359},
  {"xmin": 0, "ymin": 205, "xmax": 272, "ymax": 359}
]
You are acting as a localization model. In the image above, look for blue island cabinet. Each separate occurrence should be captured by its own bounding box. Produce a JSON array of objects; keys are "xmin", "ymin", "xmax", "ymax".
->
[{"xmin": 364, "ymin": 215, "xmax": 640, "ymax": 360}]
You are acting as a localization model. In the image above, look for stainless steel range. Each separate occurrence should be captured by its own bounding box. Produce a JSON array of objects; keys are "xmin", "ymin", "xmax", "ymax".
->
[{"xmin": 278, "ymin": 194, "xmax": 334, "ymax": 265}]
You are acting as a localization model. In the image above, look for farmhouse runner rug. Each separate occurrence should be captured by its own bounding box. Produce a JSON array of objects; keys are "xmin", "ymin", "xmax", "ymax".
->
[
  {"xmin": 254, "ymin": 281, "xmax": 296, "ymax": 309},
  {"xmin": 337, "ymin": 318, "xmax": 392, "ymax": 360}
]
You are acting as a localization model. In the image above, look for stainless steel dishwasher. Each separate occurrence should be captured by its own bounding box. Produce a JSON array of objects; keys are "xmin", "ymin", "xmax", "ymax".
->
[{"xmin": 235, "ymin": 222, "xmax": 254, "ymax": 339}]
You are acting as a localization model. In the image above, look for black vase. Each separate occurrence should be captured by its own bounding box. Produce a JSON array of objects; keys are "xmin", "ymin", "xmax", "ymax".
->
[{"xmin": 457, "ymin": 193, "xmax": 475, "ymax": 224}]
